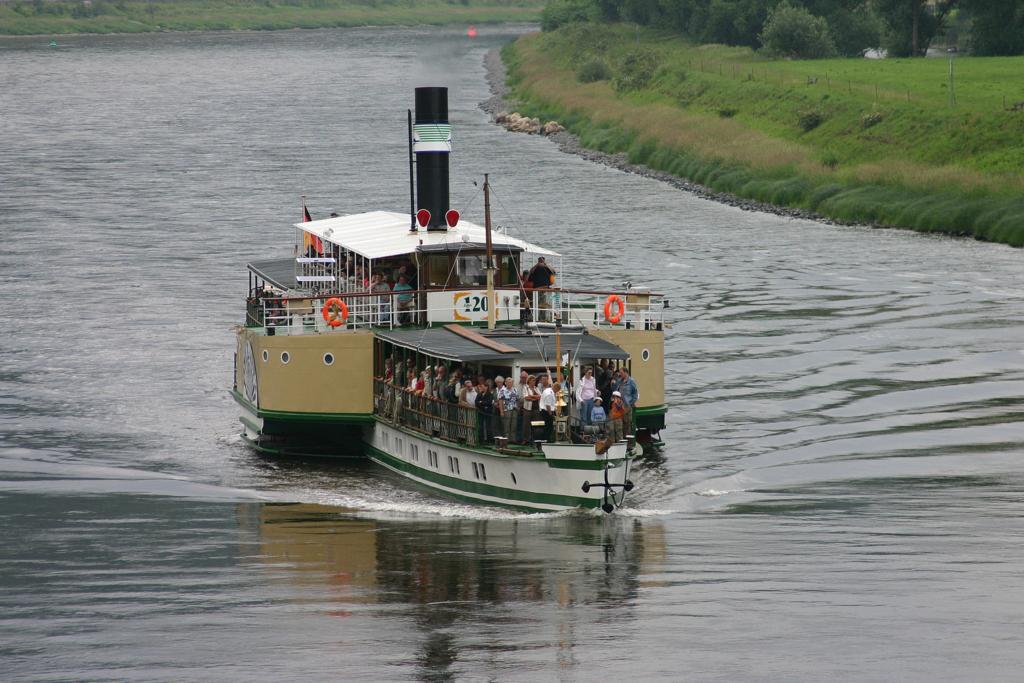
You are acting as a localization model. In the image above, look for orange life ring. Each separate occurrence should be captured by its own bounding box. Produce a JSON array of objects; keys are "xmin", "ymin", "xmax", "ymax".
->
[
  {"xmin": 323, "ymin": 297, "xmax": 348, "ymax": 328},
  {"xmin": 604, "ymin": 295, "xmax": 625, "ymax": 324}
]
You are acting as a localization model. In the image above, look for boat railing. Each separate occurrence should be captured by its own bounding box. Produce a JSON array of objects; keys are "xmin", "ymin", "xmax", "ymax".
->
[
  {"xmin": 246, "ymin": 287, "xmax": 665, "ymax": 335},
  {"xmin": 373, "ymin": 379, "xmax": 480, "ymax": 446},
  {"xmin": 528, "ymin": 287, "xmax": 666, "ymax": 330}
]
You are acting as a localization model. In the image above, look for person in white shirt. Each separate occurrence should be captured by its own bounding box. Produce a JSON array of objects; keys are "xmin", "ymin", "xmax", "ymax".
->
[
  {"xmin": 515, "ymin": 370, "xmax": 531, "ymax": 443},
  {"xmin": 458, "ymin": 379, "xmax": 477, "ymax": 408},
  {"xmin": 575, "ymin": 366, "xmax": 598, "ymax": 425},
  {"xmin": 539, "ymin": 374, "xmax": 557, "ymax": 442}
]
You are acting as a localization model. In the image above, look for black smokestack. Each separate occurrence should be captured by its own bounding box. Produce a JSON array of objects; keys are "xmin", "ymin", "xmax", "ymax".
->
[{"xmin": 414, "ymin": 87, "xmax": 450, "ymax": 231}]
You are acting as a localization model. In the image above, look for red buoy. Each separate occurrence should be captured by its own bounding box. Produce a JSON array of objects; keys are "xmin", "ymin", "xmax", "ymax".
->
[{"xmin": 467, "ymin": 25, "xmax": 477, "ymax": 38}]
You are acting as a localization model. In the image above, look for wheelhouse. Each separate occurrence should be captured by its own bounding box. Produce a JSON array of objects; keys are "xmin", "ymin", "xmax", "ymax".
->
[
  {"xmin": 245, "ymin": 210, "xmax": 665, "ymax": 334},
  {"xmin": 247, "ymin": 210, "xmax": 567, "ymax": 330}
]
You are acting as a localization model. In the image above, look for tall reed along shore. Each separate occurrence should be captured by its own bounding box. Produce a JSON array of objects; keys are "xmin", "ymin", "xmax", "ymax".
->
[
  {"xmin": 0, "ymin": 0, "xmax": 542, "ymax": 36},
  {"xmin": 498, "ymin": 24, "xmax": 1024, "ymax": 246}
]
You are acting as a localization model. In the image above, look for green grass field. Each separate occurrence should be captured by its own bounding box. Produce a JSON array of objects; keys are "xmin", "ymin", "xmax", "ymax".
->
[
  {"xmin": 666, "ymin": 41, "xmax": 1024, "ymax": 113},
  {"xmin": 504, "ymin": 24, "xmax": 1024, "ymax": 246},
  {"xmin": 0, "ymin": 0, "xmax": 543, "ymax": 36}
]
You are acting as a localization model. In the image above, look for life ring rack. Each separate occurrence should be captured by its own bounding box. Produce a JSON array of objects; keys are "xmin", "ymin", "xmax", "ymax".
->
[
  {"xmin": 323, "ymin": 297, "xmax": 349, "ymax": 328},
  {"xmin": 603, "ymin": 294, "xmax": 625, "ymax": 324}
]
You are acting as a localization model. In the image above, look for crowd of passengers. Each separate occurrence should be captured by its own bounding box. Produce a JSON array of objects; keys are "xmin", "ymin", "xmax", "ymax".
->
[{"xmin": 382, "ymin": 357, "xmax": 639, "ymax": 445}]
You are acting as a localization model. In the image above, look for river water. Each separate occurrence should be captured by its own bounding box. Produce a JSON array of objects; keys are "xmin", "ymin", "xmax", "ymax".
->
[{"xmin": 2, "ymin": 26, "xmax": 1023, "ymax": 682}]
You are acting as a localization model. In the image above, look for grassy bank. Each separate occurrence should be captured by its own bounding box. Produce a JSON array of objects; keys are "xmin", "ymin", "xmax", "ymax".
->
[
  {"xmin": 504, "ymin": 24, "xmax": 1024, "ymax": 246},
  {"xmin": 0, "ymin": 0, "xmax": 542, "ymax": 36}
]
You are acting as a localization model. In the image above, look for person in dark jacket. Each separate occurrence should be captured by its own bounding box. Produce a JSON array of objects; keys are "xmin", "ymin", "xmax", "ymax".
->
[
  {"xmin": 598, "ymin": 359, "xmax": 613, "ymax": 406},
  {"xmin": 475, "ymin": 378, "xmax": 496, "ymax": 443},
  {"xmin": 527, "ymin": 257, "xmax": 555, "ymax": 321}
]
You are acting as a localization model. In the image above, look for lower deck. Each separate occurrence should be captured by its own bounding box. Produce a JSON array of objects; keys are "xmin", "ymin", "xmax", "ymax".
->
[
  {"xmin": 238, "ymin": 392, "xmax": 634, "ymax": 512},
  {"xmin": 366, "ymin": 421, "xmax": 631, "ymax": 512}
]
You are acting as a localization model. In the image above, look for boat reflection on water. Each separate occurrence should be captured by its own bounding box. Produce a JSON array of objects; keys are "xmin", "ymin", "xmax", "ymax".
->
[
  {"xmin": 238, "ymin": 504, "xmax": 380, "ymax": 603},
  {"xmin": 238, "ymin": 503, "xmax": 667, "ymax": 673}
]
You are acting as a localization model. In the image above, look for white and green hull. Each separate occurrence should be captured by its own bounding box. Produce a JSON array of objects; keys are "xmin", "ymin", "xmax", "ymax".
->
[{"xmin": 364, "ymin": 420, "xmax": 634, "ymax": 512}]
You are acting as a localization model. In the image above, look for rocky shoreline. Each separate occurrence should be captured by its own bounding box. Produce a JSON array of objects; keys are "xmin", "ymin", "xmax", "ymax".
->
[{"xmin": 480, "ymin": 48, "xmax": 847, "ymax": 226}]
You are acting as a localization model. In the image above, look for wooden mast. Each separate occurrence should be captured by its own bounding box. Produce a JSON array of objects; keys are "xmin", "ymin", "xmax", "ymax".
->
[{"xmin": 484, "ymin": 173, "xmax": 496, "ymax": 330}]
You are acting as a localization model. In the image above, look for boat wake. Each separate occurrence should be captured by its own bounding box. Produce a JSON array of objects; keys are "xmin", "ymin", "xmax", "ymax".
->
[
  {"xmin": 0, "ymin": 448, "xmax": 271, "ymax": 502},
  {"xmin": 279, "ymin": 483, "xmax": 677, "ymax": 520},
  {"xmin": 693, "ymin": 488, "xmax": 745, "ymax": 497}
]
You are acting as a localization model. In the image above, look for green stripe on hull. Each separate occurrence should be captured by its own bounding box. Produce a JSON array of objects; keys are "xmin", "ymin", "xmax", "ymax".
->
[
  {"xmin": 365, "ymin": 444, "xmax": 600, "ymax": 511},
  {"xmin": 544, "ymin": 458, "xmax": 625, "ymax": 470},
  {"xmin": 634, "ymin": 404, "xmax": 667, "ymax": 430},
  {"xmin": 231, "ymin": 389, "xmax": 374, "ymax": 424},
  {"xmin": 634, "ymin": 404, "xmax": 667, "ymax": 416},
  {"xmin": 240, "ymin": 432, "xmax": 366, "ymax": 460}
]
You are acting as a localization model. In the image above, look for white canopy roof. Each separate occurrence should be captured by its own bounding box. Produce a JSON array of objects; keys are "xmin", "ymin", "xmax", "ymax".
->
[{"xmin": 296, "ymin": 210, "xmax": 559, "ymax": 261}]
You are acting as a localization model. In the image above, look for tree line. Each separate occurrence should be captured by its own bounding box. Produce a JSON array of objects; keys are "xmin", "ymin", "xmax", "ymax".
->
[{"xmin": 542, "ymin": 0, "xmax": 1024, "ymax": 57}]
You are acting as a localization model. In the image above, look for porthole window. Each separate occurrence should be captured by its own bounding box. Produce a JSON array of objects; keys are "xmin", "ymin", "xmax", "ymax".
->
[
  {"xmin": 641, "ymin": 348, "xmax": 651, "ymax": 362},
  {"xmin": 261, "ymin": 350, "xmax": 269, "ymax": 362},
  {"xmin": 323, "ymin": 353, "xmax": 334, "ymax": 366},
  {"xmin": 280, "ymin": 351, "xmax": 290, "ymax": 364}
]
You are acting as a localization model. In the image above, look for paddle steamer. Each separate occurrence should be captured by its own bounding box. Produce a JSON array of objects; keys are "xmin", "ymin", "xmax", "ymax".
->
[{"xmin": 232, "ymin": 88, "xmax": 667, "ymax": 512}]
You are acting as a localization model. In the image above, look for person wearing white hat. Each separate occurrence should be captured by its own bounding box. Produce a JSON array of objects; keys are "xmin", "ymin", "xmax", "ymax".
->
[{"xmin": 590, "ymin": 395, "xmax": 607, "ymax": 429}]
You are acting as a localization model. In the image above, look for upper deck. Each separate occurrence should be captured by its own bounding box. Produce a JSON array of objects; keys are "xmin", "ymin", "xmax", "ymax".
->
[
  {"xmin": 244, "ymin": 210, "xmax": 667, "ymax": 335},
  {"xmin": 245, "ymin": 267, "xmax": 666, "ymax": 335}
]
